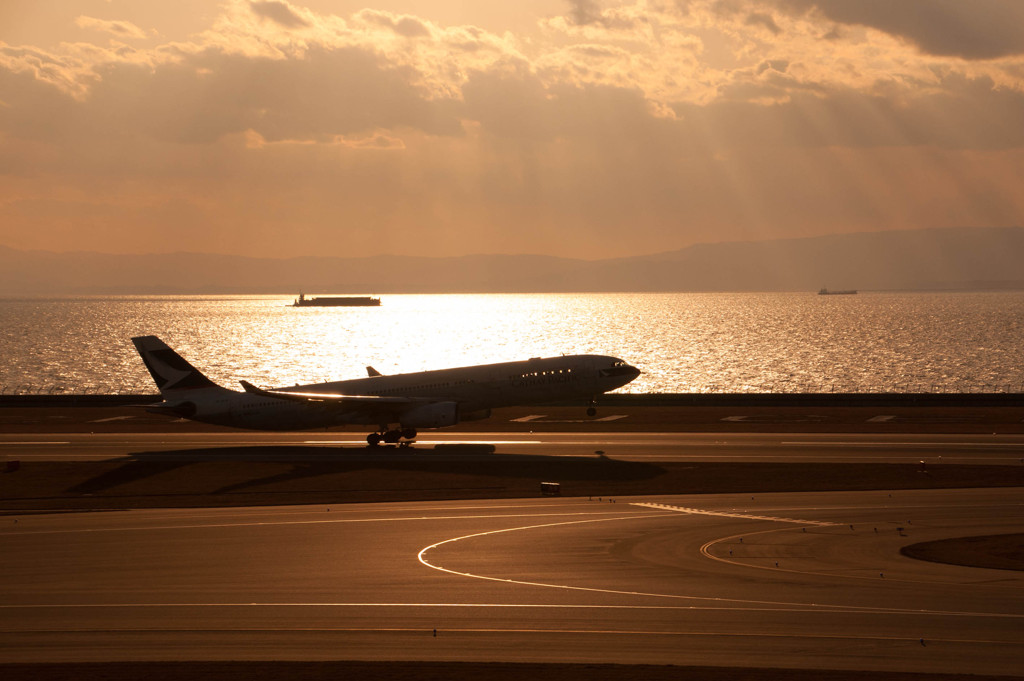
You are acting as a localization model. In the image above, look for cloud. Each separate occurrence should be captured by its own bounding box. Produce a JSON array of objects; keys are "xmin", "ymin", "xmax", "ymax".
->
[
  {"xmin": 355, "ymin": 10, "xmax": 431, "ymax": 38},
  {"xmin": 74, "ymin": 16, "xmax": 149, "ymax": 40},
  {"xmin": 566, "ymin": 0, "xmax": 604, "ymax": 26},
  {"xmin": 461, "ymin": 65, "xmax": 678, "ymax": 145},
  {"xmin": 6, "ymin": 2, "xmax": 1023, "ymax": 154},
  {"xmin": 546, "ymin": 0, "xmax": 648, "ymax": 35},
  {"xmin": 674, "ymin": 72, "xmax": 1024, "ymax": 151},
  {"xmin": 1, "ymin": 0, "xmax": 1023, "ymax": 260},
  {"xmin": 248, "ymin": 1, "xmax": 310, "ymax": 29},
  {"xmin": 770, "ymin": 0, "xmax": 1024, "ymax": 59},
  {"xmin": 74, "ymin": 46, "xmax": 463, "ymax": 145},
  {"xmin": 745, "ymin": 12, "xmax": 782, "ymax": 35}
]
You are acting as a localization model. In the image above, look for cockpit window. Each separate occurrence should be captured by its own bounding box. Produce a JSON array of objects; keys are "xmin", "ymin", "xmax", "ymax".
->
[{"xmin": 600, "ymin": 359, "xmax": 637, "ymax": 378}]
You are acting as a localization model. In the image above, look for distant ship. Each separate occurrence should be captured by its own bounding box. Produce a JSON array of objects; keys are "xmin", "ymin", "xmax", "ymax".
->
[
  {"xmin": 292, "ymin": 293, "xmax": 381, "ymax": 307},
  {"xmin": 818, "ymin": 288, "xmax": 858, "ymax": 295}
]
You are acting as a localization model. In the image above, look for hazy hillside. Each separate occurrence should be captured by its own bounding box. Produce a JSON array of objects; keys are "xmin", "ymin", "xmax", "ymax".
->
[
  {"xmin": 617, "ymin": 226, "xmax": 1024, "ymax": 291},
  {"xmin": 2, "ymin": 227, "xmax": 1022, "ymax": 294}
]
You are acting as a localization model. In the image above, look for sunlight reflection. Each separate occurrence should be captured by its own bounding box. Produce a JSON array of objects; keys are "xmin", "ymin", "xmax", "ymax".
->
[{"xmin": 2, "ymin": 292, "xmax": 1024, "ymax": 395}]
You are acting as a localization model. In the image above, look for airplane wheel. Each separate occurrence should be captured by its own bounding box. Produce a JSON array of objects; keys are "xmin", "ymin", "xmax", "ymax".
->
[
  {"xmin": 586, "ymin": 406, "xmax": 597, "ymax": 417},
  {"xmin": 401, "ymin": 428, "xmax": 417, "ymax": 440},
  {"xmin": 383, "ymin": 429, "xmax": 402, "ymax": 444},
  {"xmin": 367, "ymin": 433, "xmax": 382, "ymax": 447}
]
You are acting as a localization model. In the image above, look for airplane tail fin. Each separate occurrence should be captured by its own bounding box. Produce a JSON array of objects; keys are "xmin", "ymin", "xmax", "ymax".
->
[{"xmin": 131, "ymin": 335, "xmax": 220, "ymax": 395}]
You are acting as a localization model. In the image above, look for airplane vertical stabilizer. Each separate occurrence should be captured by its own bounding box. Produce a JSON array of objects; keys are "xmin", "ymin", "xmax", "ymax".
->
[{"xmin": 131, "ymin": 335, "xmax": 220, "ymax": 394}]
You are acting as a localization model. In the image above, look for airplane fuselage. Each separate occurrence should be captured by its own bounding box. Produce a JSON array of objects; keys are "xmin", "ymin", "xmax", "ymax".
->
[
  {"xmin": 289, "ymin": 354, "xmax": 632, "ymax": 413},
  {"xmin": 139, "ymin": 347, "xmax": 639, "ymax": 433}
]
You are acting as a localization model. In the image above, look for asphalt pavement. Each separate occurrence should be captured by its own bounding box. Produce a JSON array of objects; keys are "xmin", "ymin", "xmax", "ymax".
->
[
  {"xmin": 2, "ymin": 488, "xmax": 1022, "ymax": 674},
  {"xmin": 1, "ymin": 405, "xmax": 1022, "ymax": 676}
]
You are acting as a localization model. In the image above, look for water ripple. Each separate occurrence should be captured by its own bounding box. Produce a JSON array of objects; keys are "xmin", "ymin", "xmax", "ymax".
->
[{"xmin": 1, "ymin": 292, "xmax": 1022, "ymax": 394}]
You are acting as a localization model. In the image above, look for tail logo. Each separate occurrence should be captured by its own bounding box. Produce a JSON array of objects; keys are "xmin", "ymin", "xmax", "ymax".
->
[
  {"xmin": 141, "ymin": 348, "xmax": 213, "ymax": 391},
  {"xmin": 133, "ymin": 336, "xmax": 216, "ymax": 392}
]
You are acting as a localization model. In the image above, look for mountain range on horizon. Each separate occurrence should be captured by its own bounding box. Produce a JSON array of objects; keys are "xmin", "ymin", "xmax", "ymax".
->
[{"xmin": 2, "ymin": 226, "xmax": 1023, "ymax": 295}]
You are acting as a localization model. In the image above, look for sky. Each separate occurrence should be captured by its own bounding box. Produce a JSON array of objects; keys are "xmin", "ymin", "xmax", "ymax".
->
[{"xmin": 1, "ymin": 1, "xmax": 1023, "ymax": 260}]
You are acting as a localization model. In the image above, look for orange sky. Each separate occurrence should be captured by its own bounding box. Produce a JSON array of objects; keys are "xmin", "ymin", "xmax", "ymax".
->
[{"xmin": 1, "ymin": 0, "xmax": 1023, "ymax": 259}]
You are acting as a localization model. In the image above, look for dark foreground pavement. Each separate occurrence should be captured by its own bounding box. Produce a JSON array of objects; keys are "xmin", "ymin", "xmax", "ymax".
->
[{"xmin": 1, "ymin": 661, "xmax": 1017, "ymax": 681}]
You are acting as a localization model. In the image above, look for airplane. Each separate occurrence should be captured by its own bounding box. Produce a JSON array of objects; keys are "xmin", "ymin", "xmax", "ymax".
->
[{"xmin": 132, "ymin": 335, "xmax": 640, "ymax": 446}]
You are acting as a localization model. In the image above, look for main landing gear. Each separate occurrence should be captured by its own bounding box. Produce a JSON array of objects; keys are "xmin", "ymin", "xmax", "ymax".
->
[
  {"xmin": 587, "ymin": 398, "xmax": 598, "ymax": 417},
  {"xmin": 367, "ymin": 427, "xmax": 418, "ymax": 447}
]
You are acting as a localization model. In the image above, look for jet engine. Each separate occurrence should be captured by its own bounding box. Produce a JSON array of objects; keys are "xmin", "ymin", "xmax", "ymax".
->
[{"xmin": 400, "ymin": 401, "xmax": 460, "ymax": 428}]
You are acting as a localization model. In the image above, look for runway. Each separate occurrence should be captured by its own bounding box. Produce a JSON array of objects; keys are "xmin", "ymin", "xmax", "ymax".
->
[
  {"xmin": 5, "ymin": 430, "xmax": 1024, "ymax": 464},
  {"xmin": 2, "ymin": 412, "xmax": 1023, "ymax": 675},
  {"xmin": 2, "ymin": 488, "xmax": 1022, "ymax": 674}
]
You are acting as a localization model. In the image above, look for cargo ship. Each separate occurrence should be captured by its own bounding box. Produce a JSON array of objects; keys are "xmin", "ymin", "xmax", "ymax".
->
[{"xmin": 292, "ymin": 293, "xmax": 381, "ymax": 307}]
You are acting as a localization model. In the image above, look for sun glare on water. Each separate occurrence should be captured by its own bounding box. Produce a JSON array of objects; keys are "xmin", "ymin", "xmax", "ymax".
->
[{"xmin": 2, "ymin": 292, "xmax": 1024, "ymax": 395}]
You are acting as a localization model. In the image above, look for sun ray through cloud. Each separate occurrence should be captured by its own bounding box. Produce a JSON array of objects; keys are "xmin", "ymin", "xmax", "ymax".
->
[{"xmin": 0, "ymin": 0, "xmax": 1021, "ymax": 259}]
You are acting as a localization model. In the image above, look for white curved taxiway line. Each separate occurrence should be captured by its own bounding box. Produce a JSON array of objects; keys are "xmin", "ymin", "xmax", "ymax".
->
[{"xmin": 416, "ymin": 505, "xmax": 1024, "ymax": 620}]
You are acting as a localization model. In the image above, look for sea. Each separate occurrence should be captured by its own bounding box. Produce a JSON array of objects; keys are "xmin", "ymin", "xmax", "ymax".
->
[{"xmin": 1, "ymin": 292, "xmax": 1023, "ymax": 395}]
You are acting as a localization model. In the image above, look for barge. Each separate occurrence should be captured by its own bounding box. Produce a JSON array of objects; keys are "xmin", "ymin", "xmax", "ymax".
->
[{"xmin": 292, "ymin": 293, "xmax": 381, "ymax": 307}]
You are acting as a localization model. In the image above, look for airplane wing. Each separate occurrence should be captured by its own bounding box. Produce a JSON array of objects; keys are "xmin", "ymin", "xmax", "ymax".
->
[
  {"xmin": 239, "ymin": 380, "xmax": 444, "ymax": 427},
  {"xmin": 239, "ymin": 380, "xmax": 425, "ymax": 405}
]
